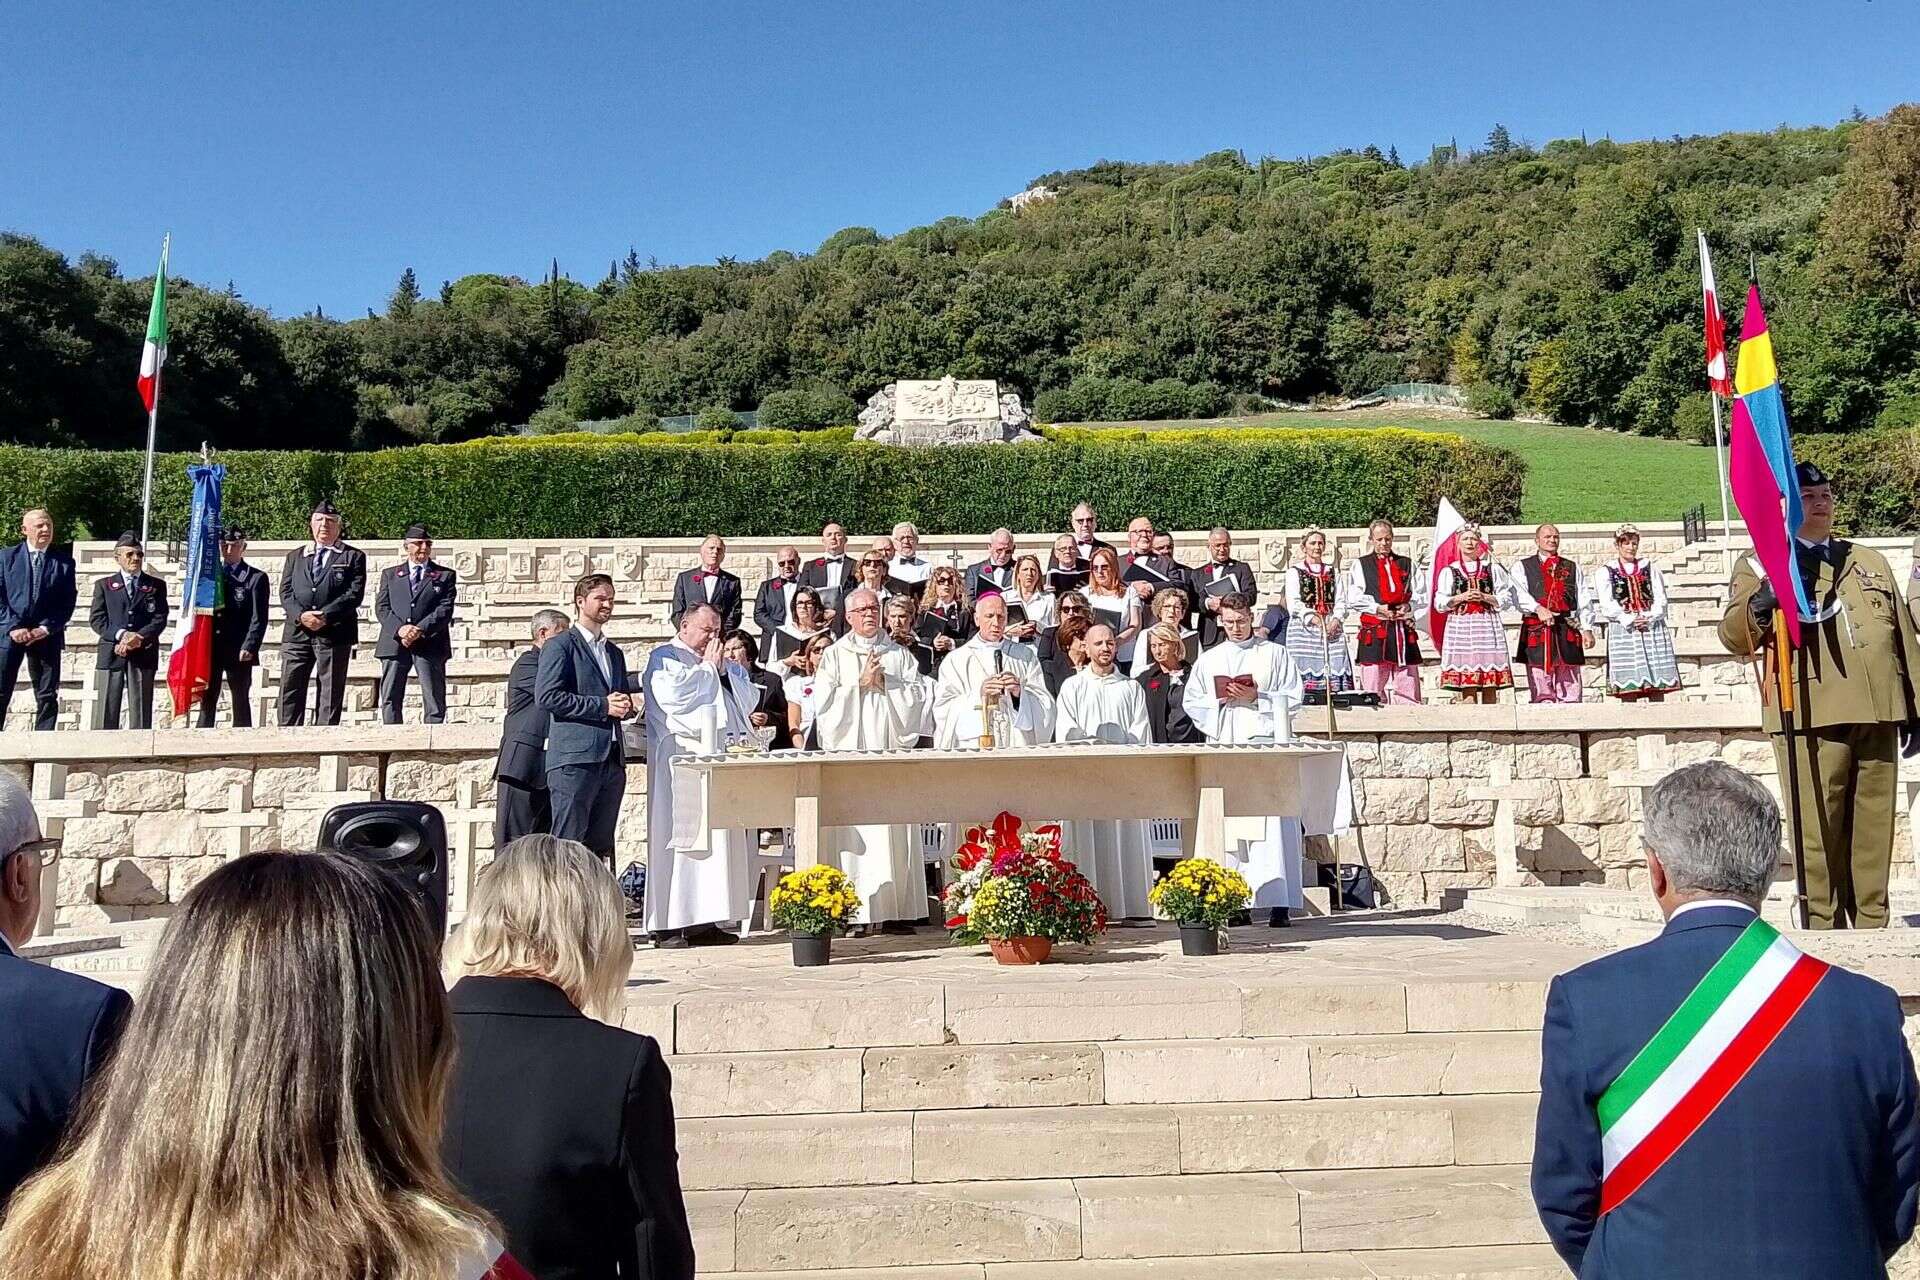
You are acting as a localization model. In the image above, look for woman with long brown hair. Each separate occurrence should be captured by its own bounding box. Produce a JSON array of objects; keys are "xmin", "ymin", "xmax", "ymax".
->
[
  {"xmin": 1082, "ymin": 546, "xmax": 1143, "ymax": 665},
  {"xmin": 0, "ymin": 849, "xmax": 526, "ymax": 1280}
]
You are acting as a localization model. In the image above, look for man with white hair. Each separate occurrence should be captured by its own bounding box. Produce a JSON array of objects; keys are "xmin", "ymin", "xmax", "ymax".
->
[
  {"xmin": 1532, "ymin": 760, "xmax": 1920, "ymax": 1278},
  {"xmin": 965, "ymin": 528, "xmax": 1018, "ymax": 599},
  {"xmin": 812, "ymin": 587, "xmax": 929, "ymax": 932},
  {"xmin": 1054, "ymin": 623, "xmax": 1154, "ymax": 918},
  {"xmin": 934, "ymin": 595, "xmax": 1054, "ymax": 748},
  {"xmin": 887, "ymin": 522, "xmax": 931, "ymax": 593},
  {"xmin": 0, "ymin": 773, "xmax": 131, "ymax": 1209}
]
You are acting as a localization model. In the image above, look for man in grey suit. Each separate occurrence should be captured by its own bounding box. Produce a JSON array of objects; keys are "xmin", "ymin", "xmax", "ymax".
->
[
  {"xmin": 536, "ymin": 574, "xmax": 640, "ymax": 865},
  {"xmin": 495, "ymin": 609, "xmax": 568, "ymax": 848}
]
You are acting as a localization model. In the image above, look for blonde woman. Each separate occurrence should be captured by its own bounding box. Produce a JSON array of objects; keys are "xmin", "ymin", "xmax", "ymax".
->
[
  {"xmin": 1005, "ymin": 553, "xmax": 1057, "ymax": 641},
  {"xmin": 1128, "ymin": 586, "xmax": 1198, "ymax": 677},
  {"xmin": 0, "ymin": 849, "xmax": 528, "ymax": 1280},
  {"xmin": 443, "ymin": 835, "xmax": 694, "ymax": 1280}
]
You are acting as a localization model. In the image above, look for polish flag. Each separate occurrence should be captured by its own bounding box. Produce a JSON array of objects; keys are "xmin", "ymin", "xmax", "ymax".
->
[
  {"xmin": 1698, "ymin": 230, "xmax": 1733, "ymax": 399},
  {"xmin": 1425, "ymin": 497, "xmax": 1466, "ymax": 650}
]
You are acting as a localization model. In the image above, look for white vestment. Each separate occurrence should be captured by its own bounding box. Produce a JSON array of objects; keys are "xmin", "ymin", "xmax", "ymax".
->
[
  {"xmin": 1054, "ymin": 668, "xmax": 1156, "ymax": 917},
  {"xmin": 933, "ymin": 637, "xmax": 1055, "ymax": 748},
  {"xmin": 1182, "ymin": 637, "xmax": 1307, "ymax": 909},
  {"xmin": 642, "ymin": 646, "xmax": 757, "ymax": 932},
  {"xmin": 812, "ymin": 631, "xmax": 929, "ymax": 924}
]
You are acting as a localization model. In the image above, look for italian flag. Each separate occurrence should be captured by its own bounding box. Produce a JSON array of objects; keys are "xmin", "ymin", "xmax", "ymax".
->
[
  {"xmin": 137, "ymin": 238, "xmax": 169, "ymax": 413},
  {"xmin": 1595, "ymin": 916, "xmax": 1827, "ymax": 1213}
]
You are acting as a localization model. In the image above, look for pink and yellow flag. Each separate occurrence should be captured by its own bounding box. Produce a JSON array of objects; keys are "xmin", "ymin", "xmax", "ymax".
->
[{"xmin": 1725, "ymin": 283, "xmax": 1812, "ymax": 646}]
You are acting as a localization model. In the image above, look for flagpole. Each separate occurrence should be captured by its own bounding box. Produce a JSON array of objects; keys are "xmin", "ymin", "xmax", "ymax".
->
[
  {"xmin": 1770, "ymin": 610, "xmax": 1811, "ymax": 929},
  {"xmin": 139, "ymin": 232, "xmax": 170, "ymax": 547},
  {"xmin": 1709, "ymin": 391, "xmax": 1734, "ymax": 576}
]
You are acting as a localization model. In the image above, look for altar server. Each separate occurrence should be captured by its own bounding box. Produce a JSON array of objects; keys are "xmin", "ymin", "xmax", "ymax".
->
[
  {"xmin": 1183, "ymin": 593, "xmax": 1307, "ymax": 927},
  {"xmin": 1509, "ymin": 523, "xmax": 1590, "ymax": 704},
  {"xmin": 1346, "ymin": 520, "xmax": 1423, "ymax": 704},
  {"xmin": 812, "ymin": 588, "xmax": 929, "ymax": 932},
  {"xmin": 1432, "ymin": 524, "xmax": 1514, "ymax": 703},
  {"xmin": 1590, "ymin": 524, "xmax": 1682, "ymax": 701},
  {"xmin": 642, "ymin": 602, "xmax": 756, "ymax": 948},
  {"xmin": 933, "ymin": 594, "xmax": 1054, "ymax": 749},
  {"xmin": 1286, "ymin": 527, "xmax": 1354, "ymax": 697},
  {"xmin": 1054, "ymin": 623, "xmax": 1155, "ymax": 918}
]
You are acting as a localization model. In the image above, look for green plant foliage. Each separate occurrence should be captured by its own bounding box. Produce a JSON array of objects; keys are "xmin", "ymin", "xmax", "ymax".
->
[
  {"xmin": 1795, "ymin": 429, "xmax": 1920, "ymax": 536},
  {"xmin": 0, "ymin": 429, "xmax": 1523, "ymax": 541}
]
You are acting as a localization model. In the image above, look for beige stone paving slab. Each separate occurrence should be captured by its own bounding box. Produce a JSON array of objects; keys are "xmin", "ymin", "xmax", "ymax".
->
[
  {"xmin": 1403, "ymin": 982, "xmax": 1549, "ymax": 1033},
  {"xmin": 866, "ymin": 1045, "xmax": 1105, "ymax": 1110},
  {"xmin": 1101, "ymin": 1039, "xmax": 1312, "ymax": 1104},
  {"xmin": 619, "ymin": 997, "xmax": 676, "ymax": 1046},
  {"xmin": 1290, "ymin": 1165, "xmax": 1547, "ymax": 1252},
  {"xmin": 1306, "ymin": 1032, "xmax": 1540, "ymax": 1098},
  {"xmin": 680, "ymin": 1112, "xmax": 913, "ymax": 1191},
  {"xmin": 1447, "ymin": 1095, "xmax": 1539, "ymax": 1167},
  {"xmin": 1179, "ymin": 1099, "xmax": 1454, "ymax": 1173},
  {"xmin": 1241, "ymin": 983, "xmax": 1408, "ymax": 1036},
  {"xmin": 946, "ymin": 982, "xmax": 1244, "ymax": 1044},
  {"xmin": 734, "ymin": 1180, "xmax": 1082, "ymax": 1271},
  {"xmin": 1073, "ymin": 1172, "xmax": 1301, "ymax": 1259},
  {"xmin": 710, "ymin": 1269, "xmax": 986, "ymax": 1280},
  {"xmin": 686, "ymin": 1189, "xmax": 744, "ymax": 1273},
  {"xmin": 915, "ymin": 1106, "xmax": 1182, "ymax": 1182},
  {"xmin": 986, "ymin": 1256, "xmax": 1373, "ymax": 1279},
  {"xmin": 675, "ymin": 989, "xmax": 946, "ymax": 1053},
  {"xmin": 1352, "ymin": 1244, "xmax": 1566, "ymax": 1279},
  {"xmin": 670, "ymin": 1048, "xmax": 865, "ymax": 1117}
]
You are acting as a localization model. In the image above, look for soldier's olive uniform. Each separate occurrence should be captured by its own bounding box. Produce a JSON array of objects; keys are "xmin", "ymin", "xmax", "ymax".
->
[{"xmin": 1719, "ymin": 541, "xmax": 1920, "ymax": 928}]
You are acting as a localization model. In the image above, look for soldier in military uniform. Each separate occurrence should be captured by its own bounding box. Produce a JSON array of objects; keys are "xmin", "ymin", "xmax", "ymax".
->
[{"xmin": 1718, "ymin": 462, "xmax": 1920, "ymax": 928}]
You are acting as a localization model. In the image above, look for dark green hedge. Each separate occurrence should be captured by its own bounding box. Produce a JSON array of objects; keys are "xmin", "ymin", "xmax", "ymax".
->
[
  {"xmin": 1796, "ymin": 429, "xmax": 1920, "ymax": 536},
  {"xmin": 0, "ymin": 427, "xmax": 1525, "ymax": 540}
]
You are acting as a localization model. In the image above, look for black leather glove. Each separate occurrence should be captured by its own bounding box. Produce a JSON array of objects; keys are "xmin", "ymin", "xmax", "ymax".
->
[
  {"xmin": 1903, "ymin": 721, "xmax": 1920, "ymax": 759},
  {"xmin": 1748, "ymin": 580, "xmax": 1778, "ymax": 632}
]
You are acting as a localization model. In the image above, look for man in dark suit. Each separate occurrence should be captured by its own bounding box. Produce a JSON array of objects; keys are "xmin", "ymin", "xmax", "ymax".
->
[
  {"xmin": 278, "ymin": 500, "xmax": 367, "ymax": 727},
  {"xmin": 0, "ymin": 773, "xmax": 131, "ymax": 1210},
  {"xmin": 89, "ymin": 532, "xmax": 168, "ymax": 730},
  {"xmin": 1191, "ymin": 526, "xmax": 1258, "ymax": 649},
  {"xmin": 199, "ymin": 527, "xmax": 268, "ymax": 727},
  {"xmin": 537, "ymin": 573, "xmax": 640, "ymax": 864},
  {"xmin": 669, "ymin": 534, "xmax": 742, "ymax": 632},
  {"xmin": 374, "ymin": 523, "xmax": 458, "ymax": 724},
  {"xmin": 0, "ymin": 508, "xmax": 77, "ymax": 731},
  {"xmin": 1532, "ymin": 761, "xmax": 1920, "ymax": 1278},
  {"xmin": 965, "ymin": 528, "xmax": 1018, "ymax": 599},
  {"xmin": 496, "ymin": 609, "xmax": 569, "ymax": 848},
  {"xmin": 1068, "ymin": 501, "xmax": 1114, "ymax": 564},
  {"xmin": 752, "ymin": 545, "xmax": 803, "ymax": 661},
  {"xmin": 798, "ymin": 522, "xmax": 852, "ymax": 625}
]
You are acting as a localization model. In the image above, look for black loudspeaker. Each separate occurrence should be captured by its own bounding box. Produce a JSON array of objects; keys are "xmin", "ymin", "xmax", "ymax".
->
[{"xmin": 318, "ymin": 801, "xmax": 450, "ymax": 938}]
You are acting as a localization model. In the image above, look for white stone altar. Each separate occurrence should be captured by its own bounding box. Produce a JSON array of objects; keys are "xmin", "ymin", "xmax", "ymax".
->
[{"xmin": 668, "ymin": 741, "xmax": 1348, "ymax": 868}]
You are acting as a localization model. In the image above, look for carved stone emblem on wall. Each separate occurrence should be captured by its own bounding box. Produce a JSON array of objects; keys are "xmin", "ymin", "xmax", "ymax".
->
[{"xmin": 854, "ymin": 378, "xmax": 1041, "ymax": 445}]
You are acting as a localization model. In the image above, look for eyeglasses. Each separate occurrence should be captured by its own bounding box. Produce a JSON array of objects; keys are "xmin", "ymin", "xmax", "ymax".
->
[{"xmin": 10, "ymin": 837, "xmax": 58, "ymax": 867}]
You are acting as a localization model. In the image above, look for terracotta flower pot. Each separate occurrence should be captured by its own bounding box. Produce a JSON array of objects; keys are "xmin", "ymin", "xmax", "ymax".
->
[
  {"xmin": 987, "ymin": 935, "xmax": 1053, "ymax": 965},
  {"xmin": 1178, "ymin": 924, "xmax": 1221, "ymax": 956},
  {"xmin": 790, "ymin": 931, "xmax": 832, "ymax": 967}
]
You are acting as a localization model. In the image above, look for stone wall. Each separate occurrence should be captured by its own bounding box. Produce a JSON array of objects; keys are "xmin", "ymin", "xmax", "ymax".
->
[{"xmin": 30, "ymin": 701, "xmax": 1918, "ymax": 928}]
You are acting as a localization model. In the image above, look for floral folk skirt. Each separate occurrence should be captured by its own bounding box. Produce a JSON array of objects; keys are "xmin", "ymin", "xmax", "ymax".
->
[{"xmin": 1440, "ymin": 612, "xmax": 1513, "ymax": 691}]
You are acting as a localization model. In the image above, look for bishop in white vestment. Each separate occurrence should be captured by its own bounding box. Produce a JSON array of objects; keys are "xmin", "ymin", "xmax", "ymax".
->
[
  {"xmin": 812, "ymin": 589, "xmax": 930, "ymax": 928},
  {"xmin": 642, "ymin": 606, "xmax": 758, "ymax": 941},
  {"xmin": 1054, "ymin": 624, "xmax": 1156, "ymax": 918},
  {"xmin": 933, "ymin": 595, "xmax": 1055, "ymax": 748},
  {"xmin": 1182, "ymin": 596, "xmax": 1308, "ymax": 923}
]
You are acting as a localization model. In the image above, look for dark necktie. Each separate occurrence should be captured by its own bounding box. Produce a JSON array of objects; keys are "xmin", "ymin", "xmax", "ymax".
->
[
  {"xmin": 27, "ymin": 551, "xmax": 41, "ymax": 605},
  {"xmin": 411, "ymin": 564, "xmax": 424, "ymax": 593}
]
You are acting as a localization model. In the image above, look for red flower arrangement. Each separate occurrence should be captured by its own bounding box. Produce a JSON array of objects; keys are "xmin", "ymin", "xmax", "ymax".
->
[{"xmin": 943, "ymin": 812, "xmax": 1107, "ymax": 946}]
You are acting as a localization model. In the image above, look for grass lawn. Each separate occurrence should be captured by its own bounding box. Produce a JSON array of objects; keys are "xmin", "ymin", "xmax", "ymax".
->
[{"xmin": 1076, "ymin": 407, "xmax": 1727, "ymax": 525}]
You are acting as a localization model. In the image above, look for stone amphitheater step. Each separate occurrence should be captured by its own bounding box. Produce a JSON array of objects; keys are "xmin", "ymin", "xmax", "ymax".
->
[
  {"xmin": 689, "ymin": 1166, "xmax": 1547, "ymax": 1273},
  {"xmin": 695, "ymin": 1248, "xmax": 1569, "ymax": 1279}
]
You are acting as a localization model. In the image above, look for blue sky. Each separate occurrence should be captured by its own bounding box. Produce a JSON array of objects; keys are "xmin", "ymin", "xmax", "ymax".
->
[{"xmin": 4, "ymin": 0, "xmax": 1914, "ymax": 318}]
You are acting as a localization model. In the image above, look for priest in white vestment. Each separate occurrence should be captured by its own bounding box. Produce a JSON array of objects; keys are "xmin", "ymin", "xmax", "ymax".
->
[
  {"xmin": 812, "ymin": 588, "xmax": 930, "ymax": 932},
  {"xmin": 1054, "ymin": 624, "xmax": 1155, "ymax": 918},
  {"xmin": 642, "ymin": 603, "xmax": 757, "ymax": 947},
  {"xmin": 933, "ymin": 594, "xmax": 1055, "ymax": 748},
  {"xmin": 1182, "ymin": 593, "xmax": 1308, "ymax": 926}
]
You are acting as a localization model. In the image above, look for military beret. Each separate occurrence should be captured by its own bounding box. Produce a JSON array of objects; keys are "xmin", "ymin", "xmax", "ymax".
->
[
  {"xmin": 218, "ymin": 526, "xmax": 247, "ymax": 542},
  {"xmin": 311, "ymin": 499, "xmax": 340, "ymax": 517},
  {"xmin": 403, "ymin": 523, "xmax": 432, "ymax": 541},
  {"xmin": 1796, "ymin": 461, "xmax": 1831, "ymax": 489},
  {"xmin": 113, "ymin": 530, "xmax": 141, "ymax": 550}
]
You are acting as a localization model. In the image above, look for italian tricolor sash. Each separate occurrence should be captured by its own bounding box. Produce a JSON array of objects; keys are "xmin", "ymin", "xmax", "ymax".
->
[{"xmin": 1596, "ymin": 916, "xmax": 1827, "ymax": 1214}]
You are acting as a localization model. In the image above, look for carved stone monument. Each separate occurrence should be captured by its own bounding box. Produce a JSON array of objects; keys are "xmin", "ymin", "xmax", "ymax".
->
[{"xmin": 855, "ymin": 378, "xmax": 1040, "ymax": 445}]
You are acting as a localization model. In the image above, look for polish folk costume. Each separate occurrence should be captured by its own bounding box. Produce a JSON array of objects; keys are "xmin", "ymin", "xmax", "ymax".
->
[
  {"xmin": 1285, "ymin": 558, "xmax": 1354, "ymax": 695},
  {"xmin": 1590, "ymin": 556, "xmax": 1682, "ymax": 699},
  {"xmin": 1433, "ymin": 556, "xmax": 1513, "ymax": 693},
  {"xmin": 1345, "ymin": 551, "xmax": 1423, "ymax": 704},
  {"xmin": 1509, "ymin": 554, "xmax": 1587, "ymax": 703}
]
